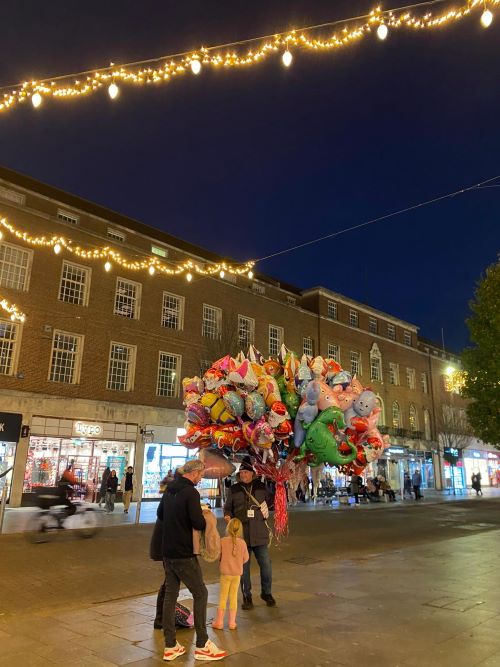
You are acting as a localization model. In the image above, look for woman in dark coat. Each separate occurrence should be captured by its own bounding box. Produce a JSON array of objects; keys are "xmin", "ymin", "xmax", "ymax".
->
[{"xmin": 99, "ymin": 467, "xmax": 111, "ymax": 507}]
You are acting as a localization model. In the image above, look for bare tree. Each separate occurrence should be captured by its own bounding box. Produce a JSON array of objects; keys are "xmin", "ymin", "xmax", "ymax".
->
[
  {"xmin": 437, "ymin": 403, "xmax": 473, "ymax": 493},
  {"xmin": 198, "ymin": 310, "xmax": 242, "ymax": 375}
]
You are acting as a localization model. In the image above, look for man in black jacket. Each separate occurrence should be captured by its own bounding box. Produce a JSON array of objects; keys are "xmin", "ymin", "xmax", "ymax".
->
[
  {"xmin": 224, "ymin": 458, "xmax": 275, "ymax": 610},
  {"xmin": 157, "ymin": 459, "xmax": 226, "ymax": 662}
]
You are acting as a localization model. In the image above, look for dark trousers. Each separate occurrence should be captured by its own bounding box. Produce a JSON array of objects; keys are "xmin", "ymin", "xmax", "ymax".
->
[
  {"xmin": 353, "ymin": 492, "xmax": 359, "ymax": 504},
  {"xmin": 163, "ymin": 557, "xmax": 208, "ymax": 649},
  {"xmin": 155, "ymin": 580, "xmax": 165, "ymax": 624},
  {"xmin": 413, "ymin": 485, "xmax": 421, "ymax": 500},
  {"xmin": 241, "ymin": 544, "xmax": 272, "ymax": 597}
]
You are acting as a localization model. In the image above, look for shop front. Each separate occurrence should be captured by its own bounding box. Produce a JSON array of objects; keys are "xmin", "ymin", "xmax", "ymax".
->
[
  {"xmin": 374, "ymin": 446, "xmax": 436, "ymax": 493},
  {"xmin": 0, "ymin": 411, "xmax": 23, "ymax": 501},
  {"xmin": 463, "ymin": 449, "xmax": 500, "ymax": 487},
  {"xmin": 442, "ymin": 447, "xmax": 466, "ymax": 492},
  {"xmin": 23, "ymin": 416, "xmax": 138, "ymax": 505}
]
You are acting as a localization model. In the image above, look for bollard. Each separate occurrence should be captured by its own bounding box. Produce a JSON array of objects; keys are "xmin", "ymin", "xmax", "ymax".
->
[
  {"xmin": 0, "ymin": 484, "xmax": 8, "ymax": 534},
  {"xmin": 135, "ymin": 483, "xmax": 143, "ymax": 525}
]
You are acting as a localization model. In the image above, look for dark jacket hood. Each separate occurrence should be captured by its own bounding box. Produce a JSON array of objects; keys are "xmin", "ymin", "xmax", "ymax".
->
[{"xmin": 167, "ymin": 476, "xmax": 193, "ymax": 495}]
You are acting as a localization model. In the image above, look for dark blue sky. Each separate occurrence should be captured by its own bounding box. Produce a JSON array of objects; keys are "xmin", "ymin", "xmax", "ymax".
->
[{"xmin": 2, "ymin": 0, "xmax": 499, "ymax": 352}]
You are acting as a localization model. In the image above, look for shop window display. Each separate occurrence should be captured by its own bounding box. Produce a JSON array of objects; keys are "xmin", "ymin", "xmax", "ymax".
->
[
  {"xmin": 0, "ymin": 441, "xmax": 17, "ymax": 499},
  {"xmin": 143, "ymin": 443, "xmax": 190, "ymax": 498}
]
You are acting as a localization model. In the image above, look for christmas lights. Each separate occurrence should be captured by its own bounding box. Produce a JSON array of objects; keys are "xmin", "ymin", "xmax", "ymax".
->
[
  {"xmin": 0, "ymin": 297, "xmax": 26, "ymax": 322},
  {"xmin": 0, "ymin": 0, "xmax": 496, "ymax": 115},
  {"xmin": 0, "ymin": 217, "xmax": 255, "ymax": 279}
]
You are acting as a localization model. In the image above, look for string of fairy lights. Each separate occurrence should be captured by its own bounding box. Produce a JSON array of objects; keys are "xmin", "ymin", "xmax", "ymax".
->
[{"xmin": 0, "ymin": 0, "xmax": 497, "ymax": 114}]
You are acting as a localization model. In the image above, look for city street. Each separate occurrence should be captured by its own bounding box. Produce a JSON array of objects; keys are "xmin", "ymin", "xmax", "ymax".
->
[{"xmin": 2, "ymin": 497, "xmax": 500, "ymax": 665}]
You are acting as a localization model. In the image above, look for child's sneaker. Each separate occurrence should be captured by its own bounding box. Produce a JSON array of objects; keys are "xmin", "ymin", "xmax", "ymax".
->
[
  {"xmin": 163, "ymin": 642, "xmax": 186, "ymax": 661},
  {"xmin": 194, "ymin": 639, "xmax": 227, "ymax": 661}
]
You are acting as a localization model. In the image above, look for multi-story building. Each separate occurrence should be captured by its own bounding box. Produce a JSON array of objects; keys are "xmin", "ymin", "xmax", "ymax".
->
[{"xmin": 0, "ymin": 166, "xmax": 495, "ymax": 506}]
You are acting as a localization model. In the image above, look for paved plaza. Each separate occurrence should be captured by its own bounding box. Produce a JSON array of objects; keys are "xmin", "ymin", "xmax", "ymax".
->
[{"xmin": 2, "ymin": 497, "xmax": 500, "ymax": 666}]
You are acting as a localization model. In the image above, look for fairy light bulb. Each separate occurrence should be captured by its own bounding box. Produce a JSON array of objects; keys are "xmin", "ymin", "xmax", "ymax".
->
[
  {"xmin": 248, "ymin": 270, "xmax": 254, "ymax": 279},
  {"xmin": 186, "ymin": 272, "xmax": 193, "ymax": 282},
  {"xmin": 377, "ymin": 23, "xmax": 389, "ymax": 40},
  {"xmin": 219, "ymin": 270, "xmax": 225, "ymax": 279},
  {"xmin": 104, "ymin": 261, "xmax": 112, "ymax": 272},
  {"xmin": 282, "ymin": 49, "xmax": 293, "ymax": 67},
  {"xmin": 108, "ymin": 82, "xmax": 119, "ymax": 99},
  {"xmin": 148, "ymin": 265, "xmax": 155, "ymax": 275},
  {"xmin": 53, "ymin": 243, "xmax": 61, "ymax": 254},
  {"xmin": 31, "ymin": 92, "xmax": 42, "ymax": 108},
  {"xmin": 481, "ymin": 8, "xmax": 493, "ymax": 27},
  {"xmin": 0, "ymin": 231, "xmax": 3, "ymax": 241},
  {"xmin": 10, "ymin": 314, "xmax": 16, "ymax": 322},
  {"xmin": 190, "ymin": 60, "xmax": 202, "ymax": 75}
]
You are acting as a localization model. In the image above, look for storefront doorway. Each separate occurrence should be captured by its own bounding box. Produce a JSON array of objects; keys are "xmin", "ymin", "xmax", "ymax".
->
[
  {"xmin": 0, "ymin": 412, "xmax": 22, "ymax": 502},
  {"xmin": 463, "ymin": 450, "xmax": 499, "ymax": 488}
]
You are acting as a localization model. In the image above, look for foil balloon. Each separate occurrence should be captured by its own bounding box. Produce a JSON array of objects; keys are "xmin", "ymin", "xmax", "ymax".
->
[
  {"xmin": 186, "ymin": 402, "xmax": 210, "ymax": 426},
  {"xmin": 222, "ymin": 391, "xmax": 245, "ymax": 417},
  {"xmin": 227, "ymin": 359, "xmax": 259, "ymax": 391},
  {"xmin": 200, "ymin": 392, "xmax": 235, "ymax": 424},
  {"xmin": 245, "ymin": 392, "xmax": 266, "ymax": 421},
  {"xmin": 257, "ymin": 375, "xmax": 281, "ymax": 407},
  {"xmin": 200, "ymin": 448, "xmax": 236, "ymax": 478},
  {"xmin": 302, "ymin": 407, "xmax": 357, "ymax": 467}
]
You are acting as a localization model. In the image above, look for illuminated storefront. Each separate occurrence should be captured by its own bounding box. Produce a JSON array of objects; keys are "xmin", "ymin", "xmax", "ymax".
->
[
  {"xmin": 463, "ymin": 449, "xmax": 500, "ymax": 487},
  {"xmin": 0, "ymin": 412, "xmax": 22, "ymax": 501}
]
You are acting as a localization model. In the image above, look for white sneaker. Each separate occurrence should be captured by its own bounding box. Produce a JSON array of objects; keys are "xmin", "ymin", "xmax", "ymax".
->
[
  {"xmin": 163, "ymin": 642, "xmax": 186, "ymax": 661},
  {"xmin": 194, "ymin": 639, "xmax": 227, "ymax": 661}
]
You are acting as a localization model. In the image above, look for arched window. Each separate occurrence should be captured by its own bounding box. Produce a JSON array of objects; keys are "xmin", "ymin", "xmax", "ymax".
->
[
  {"xmin": 409, "ymin": 404, "xmax": 419, "ymax": 432},
  {"xmin": 376, "ymin": 395, "xmax": 385, "ymax": 426},
  {"xmin": 370, "ymin": 343, "xmax": 382, "ymax": 382},
  {"xmin": 392, "ymin": 401, "xmax": 401, "ymax": 429},
  {"xmin": 423, "ymin": 409, "xmax": 431, "ymax": 440}
]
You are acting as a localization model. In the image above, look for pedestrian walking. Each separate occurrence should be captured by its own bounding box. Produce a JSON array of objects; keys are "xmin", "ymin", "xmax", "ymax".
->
[
  {"xmin": 157, "ymin": 458, "xmax": 226, "ymax": 662},
  {"xmin": 212, "ymin": 518, "xmax": 249, "ymax": 631},
  {"xmin": 121, "ymin": 465, "xmax": 135, "ymax": 513},
  {"xmin": 403, "ymin": 472, "xmax": 412, "ymax": 499},
  {"xmin": 98, "ymin": 466, "xmax": 110, "ymax": 507},
  {"xmin": 471, "ymin": 473, "xmax": 483, "ymax": 496},
  {"xmin": 350, "ymin": 474, "xmax": 360, "ymax": 505},
  {"xmin": 105, "ymin": 469, "xmax": 118, "ymax": 513},
  {"xmin": 412, "ymin": 469, "xmax": 422, "ymax": 501},
  {"xmin": 223, "ymin": 457, "xmax": 275, "ymax": 610}
]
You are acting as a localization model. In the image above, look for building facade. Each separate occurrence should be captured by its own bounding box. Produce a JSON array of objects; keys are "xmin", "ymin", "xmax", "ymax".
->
[{"xmin": 0, "ymin": 166, "xmax": 493, "ymax": 506}]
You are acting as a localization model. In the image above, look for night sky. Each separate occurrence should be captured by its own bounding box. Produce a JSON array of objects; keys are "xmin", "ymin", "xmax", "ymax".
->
[{"xmin": 2, "ymin": 0, "xmax": 499, "ymax": 352}]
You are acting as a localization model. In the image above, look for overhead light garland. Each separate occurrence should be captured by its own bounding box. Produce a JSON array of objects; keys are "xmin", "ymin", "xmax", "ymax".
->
[
  {"xmin": 0, "ymin": 218, "xmax": 255, "ymax": 280},
  {"xmin": 0, "ymin": 297, "xmax": 26, "ymax": 322},
  {"xmin": 0, "ymin": 0, "xmax": 496, "ymax": 115}
]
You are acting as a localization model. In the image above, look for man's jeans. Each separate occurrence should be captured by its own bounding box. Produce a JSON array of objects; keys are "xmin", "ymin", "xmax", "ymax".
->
[
  {"xmin": 163, "ymin": 557, "xmax": 208, "ymax": 648},
  {"xmin": 241, "ymin": 544, "xmax": 272, "ymax": 597}
]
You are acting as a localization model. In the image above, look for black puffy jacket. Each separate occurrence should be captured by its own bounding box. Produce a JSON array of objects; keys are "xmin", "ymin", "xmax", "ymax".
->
[
  {"xmin": 157, "ymin": 476, "xmax": 206, "ymax": 558},
  {"xmin": 224, "ymin": 479, "xmax": 272, "ymax": 547}
]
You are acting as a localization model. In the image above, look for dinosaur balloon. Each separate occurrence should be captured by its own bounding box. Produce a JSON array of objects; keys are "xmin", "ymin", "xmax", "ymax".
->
[{"xmin": 302, "ymin": 407, "xmax": 357, "ymax": 467}]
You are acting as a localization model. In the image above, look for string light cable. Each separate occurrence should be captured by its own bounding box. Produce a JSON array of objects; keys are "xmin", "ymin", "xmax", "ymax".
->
[{"xmin": 0, "ymin": 0, "xmax": 497, "ymax": 114}]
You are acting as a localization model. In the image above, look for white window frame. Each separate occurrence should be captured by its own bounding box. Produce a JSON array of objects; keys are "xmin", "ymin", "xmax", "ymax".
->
[
  {"xmin": 370, "ymin": 343, "xmax": 382, "ymax": 382},
  {"xmin": 57, "ymin": 209, "xmax": 80, "ymax": 225},
  {"xmin": 327, "ymin": 343, "xmax": 340, "ymax": 363},
  {"xmin": 387, "ymin": 324, "xmax": 396, "ymax": 341},
  {"xmin": 286, "ymin": 295, "xmax": 296, "ymax": 306},
  {"xmin": 238, "ymin": 315, "xmax": 255, "ymax": 349},
  {"xmin": 48, "ymin": 330, "xmax": 84, "ymax": 384},
  {"xmin": 349, "ymin": 309, "xmax": 359, "ymax": 327},
  {"xmin": 107, "ymin": 342, "xmax": 137, "ymax": 392},
  {"xmin": 114, "ymin": 277, "xmax": 142, "ymax": 320},
  {"xmin": 157, "ymin": 351, "xmax": 181, "ymax": 398},
  {"xmin": 107, "ymin": 228, "xmax": 126, "ymax": 243},
  {"xmin": 327, "ymin": 301, "xmax": 337, "ymax": 320},
  {"xmin": 392, "ymin": 401, "xmax": 402, "ymax": 429},
  {"xmin": 389, "ymin": 362, "xmax": 399, "ymax": 386},
  {"xmin": 409, "ymin": 404, "xmax": 419, "ymax": 432},
  {"xmin": 0, "ymin": 241, "xmax": 33, "ymax": 292},
  {"xmin": 58, "ymin": 260, "xmax": 91, "ymax": 306},
  {"xmin": 350, "ymin": 350, "xmax": 362, "ymax": 377},
  {"xmin": 404, "ymin": 330, "xmax": 412, "ymax": 346},
  {"xmin": 0, "ymin": 318, "xmax": 22, "ymax": 376},
  {"xmin": 162, "ymin": 292, "xmax": 184, "ymax": 331},
  {"xmin": 369, "ymin": 317, "xmax": 378, "ymax": 334},
  {"xmin": 421, "ymin": 372, "xmax": 428, "ymax": 394},
  {"xmin": 199, "ymin": 359, "xmax": 212, "ymax": 376},
  {"xmin": 202, "ymin": 304, "xmax": 222, "ymax": 339},
  {"xmin": 406, "ymin": 367, "xmax": 416, "ymax": 390},
  {"xmin": 303, "ymin": 337, "xmax": 314, "ymax": 357},
  {"xmin": 269, "ymin": 325, "xmax": 283, "ymax": 357}
]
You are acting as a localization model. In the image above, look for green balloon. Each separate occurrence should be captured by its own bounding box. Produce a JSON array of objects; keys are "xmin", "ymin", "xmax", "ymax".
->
[
  {"xmin": 277, "ymin": 375, "xmax": 300, "ymax": 419},
  {"xmin": 303, "ymin": 407, "xmax": 356, "ymax": 468}
]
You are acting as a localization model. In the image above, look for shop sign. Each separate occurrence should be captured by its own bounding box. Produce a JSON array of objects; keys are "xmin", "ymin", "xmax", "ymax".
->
[
  {"xmin": 73, "ymin": 421, "xmax": 103, "ymax": 437},
  {"xmin": 387, "ymin": 447, "xmax": 406, "ymax": 455},
  {"xmin": 487, "ymin": 453, "xmax": 499, "ymax": 460},
  {"xmin": 0, "ymin": 412, "xmax": 22, "ymax": 441},
  {"xmin": 444, "ymin": 447, "xmax": 460, "ymax": 465}
]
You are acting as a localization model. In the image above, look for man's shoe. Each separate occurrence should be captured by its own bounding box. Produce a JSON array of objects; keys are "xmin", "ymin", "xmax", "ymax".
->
[
  {"xmin": 163, "ymin": 642, "xmax": 186, "ymax": 661},
  {"xmin": 194, "ymin": 639, "xmax": 227, "ymax": 661},
  {"xmin": 154, "ymin": 620, "xmax": 163, "ymax": 630},
  {"xmin": 241, "ymin": 595, "xmax": 253, "ymax": 610},
  {"xmin": 261, "ymin": 593, "xmax": 276, "ymax": 607}
]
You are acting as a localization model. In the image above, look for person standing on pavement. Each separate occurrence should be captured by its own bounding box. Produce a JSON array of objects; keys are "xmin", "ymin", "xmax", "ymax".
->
[
  {"xmin": 121, "ymin": 465, "xmax": 135, "ymax": 514},
  {"xmin": 105, "ymin": 469, "xmax": 119, "ymax": 513},
  {"xmin": 98, "ymin": 467, "xmax": 111, "ymax": 508},
  {"xmin": 223, "ymin": 458, "xmax": 275, "ymax": 610},
  {"xmin": 412, "ymin": 469, "xmax": 422, "ymax": 501},
  {"xmin": 350, "ymin": 474, "xmax": 360, "ymax": 506},
  {"xmin": 157, "ymin": 459, "xmax": 226, "ymax": 662},
  {"xmin": 472, "ymin": 473, "xmax": 483, "ymax": 496}
]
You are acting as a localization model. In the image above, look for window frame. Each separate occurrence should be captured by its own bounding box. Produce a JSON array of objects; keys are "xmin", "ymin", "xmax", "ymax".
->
[
  {"xmin": 238, "ymin": 315, "xmax": 255, "ymax": 350},
  {"xmin": 114, "ymin": 276, "xmax": 142, "ymax": 320},
  {"xmin": 327, "ymin": 300, "xmax": 337, "ymax": 320},
  {"xmin": 202, "ymin": 304, "xmax": 222, "ymax": 339},
  {"xmin": 303, "ymin": 337, "xmax": 314, "ymax": 357},
  {"xmin": 58, "ymin": 260, "xmax": 91, "ymax": 306},
  {"xmin": 106, "ymin": 341, "xmax": 137, "ymax": 392},
  {"xmin": 57, "ymin": 209, "xmax": 80, "ymax": 225},
  {"xmin": 409, "ymin": 404, "xmax": 419, "ymax": 432},
  {"xmin": 269, "ymin": 324, "xmax": 284, "ymax": 357},
  {"xmin": 389, "ymin": 362, "xmax": 400, "ymax": 386},
  {"xmin": 369, "ymin": 344, "xmax": 382, "ymax": 382},
  {"xmin": 107, "ymin": 228, "xmax": 126, "ymax": 243},
  {"xmin": 0, "ymin": 241, "xmax": 34, "ymax": 292},
  {"xmin": 404, "ymin": 330, "xmax": 412, "ymax": 346},
  {"xmin": 406, "ymin": 367, "xmax": 416, "ymax": 390},
  {"xmin": 369, "ymin": 317, "xmax": 378, "ymax": 334},
  {"xmin": 0, "ymin": 317, "xmax": 22, "ymax": 376},
  {"xmin": 349, "ymin": 309, "xmax": 359, "ymax": 328},
  {"xmin": 350, "ymin": 350, "xmax": 362, "ymax": 377},
  {"xmin": 392, "ymin": 401, "xmax": 402, "ymax": 429},
  {"xmin": 387, "ymin": 323, "xmax": 396, "ymax": 341},
  {"xmin": 161, "ymin": 291, "xmax": 185, "ymax": 331},
  {"xmin": 421, "ymin": 372, "xmax": 428, "ymax": 394},
  {"xmin": 327, "ymin": 343, "xmax": 340, "ymax": 363},
  {"xmin": 48, "ymin": 329, "xmax": 84, "ymax": 384},
  {"xmin": 157, "ymin": 351, "xmax": 181, "ymax": 398}
]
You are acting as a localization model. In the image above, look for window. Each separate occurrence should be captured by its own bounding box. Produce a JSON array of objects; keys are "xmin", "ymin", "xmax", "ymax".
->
[
  {"xmin": 114, "ymin": 278, "xmax": 141, "ymax": 319},
  {"xmin": 157, "ymin": 352, "xmax": 181, "ymax": 397},
  {"xmin": 199, "ymin": 359, "xmax": 211, "ymax": 376},
  {"xmin": 376, "ymin": 396, "xmax": 385, "ymax": 425},
  {"xmin": 404, "ymin": 330, "xmax": 412, "ymax": 346},
  {"xmin": 327, "ymin": 301, "xmax": 337, "ymax": 320},
  {"xmin": 49, "ymin": 331, "xmax": 83, "ymax": 384},
  {"xmin": 224, "ymin": 273, "xmax": 237, "ymax": 284},
  {"xmin": 0, "ymin": 319, "xmax": 20, "ymax": 375},
  {"xmin": 350, "ymin": 350, "xmax": 361, "ymax": 377},
  {"xmin": 286, "ymin": 295, "xmax": 296, "ymax": 306},
  {"xmin": 58, "ymin": 261, "xmax": 91, "ymax": 306},
  {"xmin": 421, "ymin": 372, "xmax": 428, "ymax": 394},
  {"xmin": 0, "ymin": 186, "xmax": 25, "ymax": 206},
  {"xmin": 238, "ymin": 315, "xmax": 255, "ymax": 349},
  {"xmin": 349, "ymin": 309, "xmax": 358, "ymax": 327},
  {"xmin": 409, "ymin": 404, "xmax": 418, "ymax": 432},
  {"xmin": 327, "ymin": 343, "xmax": 340, "ymax": 362},
  {"xmin": 107, "ymin": 228, "xmax": 126, "ymax": 243},
  {"xmin": 406, "ymin": 367, "xmax": 416, "ymax": 390},
  {"xmin": 57, "ymin": 209, "xmax": 79, "ymax": 225},
  {"xmin": 303, "ymin": 337, "xmax": 314, "ymax": 357},
  {"xmin": 107, "ymin": 342, "xmax": 136, "ymax": 391},
  {"xmin": 202, "ymin": 304, "xmax": 222, "ymax": 339},
  {"xmin": 369, "ymin": 317, "xmax": 378, "ymax": 334},
  {"xmin": 269, "ymin": 325, "xmax": 283, "ymax": 356},
  {"xmin": 392, "ymin": 401, "xmax": 402, "ymax": 429},
  {"xmin": 252, "ymin": 282, "xmax": 265, "ymax": 295},
  {"xmin": 389, "ymin": 362, "xmax": 399, "ymax": 385},
  {"xmin": 423, "ymin": 409, "xmax": 431, "ymax": 440},
  {"xmin": 162, "ymin": 292, "xmax": 184, "ymax": 330},
  {"xmin": 151, "ymin": 245, "xmax": 168, "ymax": 258},
  {"xmin": 387, "ymin": 324, "xmax": 396, "ymax": 341},
  {"xmin": 370, "ymin": 343, "xmax": 382, "ymax": 382},
  {"xmin": 0, "ymin": 242, "xmax": 32, "ymax": 291}
]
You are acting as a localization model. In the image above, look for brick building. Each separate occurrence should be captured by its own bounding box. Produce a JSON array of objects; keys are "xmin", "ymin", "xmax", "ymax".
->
[{"xmin": 0, "ymin": 166, "xmax": 495, "ymax": 506}]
